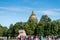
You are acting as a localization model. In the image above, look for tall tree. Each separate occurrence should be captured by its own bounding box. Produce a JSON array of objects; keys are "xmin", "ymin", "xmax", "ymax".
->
[
  {"xmin": 40, "ymin": 15, "xmax": 51, "ymax": 23},
  {"xmin": 38, "ymin": 15, "xmax": 51, "ymax": 36},
  {"xmin": 7, "ymin": 24, "xmax": 14, "ymax": 37}
]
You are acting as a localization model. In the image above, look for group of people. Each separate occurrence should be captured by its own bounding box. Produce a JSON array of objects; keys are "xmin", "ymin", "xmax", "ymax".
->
[
  {"xmin": 16, "ymin": 28, "xmax": 58, "ymax": 40},
  {"xmin": 16, "ymin": 35, "xmax": 58, "ymax": 40},
  {"xmin": 16, "ymin": 36, "xmax": 42, "ymax": 40},
  {"xmin": 46, "ymin": 35, "xmax": 58, "ymax": 40}
]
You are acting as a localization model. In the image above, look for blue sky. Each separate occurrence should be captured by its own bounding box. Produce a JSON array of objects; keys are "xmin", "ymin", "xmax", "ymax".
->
[{"xmin": 0, "ymin": 0, "xmax": 60, "ymax": 28}]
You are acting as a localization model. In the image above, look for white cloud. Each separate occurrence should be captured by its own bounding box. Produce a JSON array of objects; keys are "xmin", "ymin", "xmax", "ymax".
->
[
  {"xmin": 41, "ymin": 10, "xmax": 55, "ymax": 15},
  {"xmin": 49, "ymin": 8, "xmax": 60, "ymax": 11},
  {"xmin": 0, "ymin": 7, "xmax": 32, "ymax": 12},
  {"xmin": 36, "ymin": 9, "xmax": 60, "ymax": 16}
]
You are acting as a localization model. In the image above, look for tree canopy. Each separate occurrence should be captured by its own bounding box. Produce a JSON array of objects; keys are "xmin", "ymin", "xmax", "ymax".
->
[{"xmin": 0, "ymin": 15, "xmax": 60, "ymax": 37}]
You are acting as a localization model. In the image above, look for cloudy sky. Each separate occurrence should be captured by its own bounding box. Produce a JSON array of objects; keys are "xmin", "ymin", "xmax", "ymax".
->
[{"xmin": 0, "ymin": 0, "xmax": 60, "ymax": 28}]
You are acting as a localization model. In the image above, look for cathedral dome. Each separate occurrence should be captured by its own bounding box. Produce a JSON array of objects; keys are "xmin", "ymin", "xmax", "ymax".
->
[
  {"xmin": 29, "ymin": 11, "xmax": 38, "ymax": 23},
  {"xmin": 30, "ymin": 11, "xmax": 36, "ymax": 19}
]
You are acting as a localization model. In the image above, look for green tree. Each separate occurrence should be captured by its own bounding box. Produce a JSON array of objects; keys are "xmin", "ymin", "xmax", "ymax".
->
[
  {"xmin": 51, "ymin": 20, "xmax": 59, "ymax": 36},
  {"xmin": 44, "ymin": 22, "xmax": 51, "ymax": 36},
  {"xmin": 13, "ymin": 22, "xmax": 24, "ymax": 36},
  {"xmin": 7, "ymin": 24, "xmax": 14, "ymax": 37},
  {"xmin": 28, "ymin": 18, "xmax": 37, "ymax": 35},
  {"xmin": 37, "ymin": 22, "xmax": 44, "ymax": 36},
  {"xmin": 3, "ymin": 27, "xmax": 8, "ymax": 36},
  {"xmin": 0, "ymin": 24, "xmax": 8, "ymax": 36},
  {"xmin": 24, "ymin": 23, "xmax": 33, "ymax": 35},
  {"xmin": 40, "ymin": 15, "xmax": 51, "ymax": 23},
  {"xmin": 38, "ymin": 15, "xmax": 51, "ymax": 36},
  {"xmin": 8, "ymin": 22, "xmax": 25, "ymax": 37}
]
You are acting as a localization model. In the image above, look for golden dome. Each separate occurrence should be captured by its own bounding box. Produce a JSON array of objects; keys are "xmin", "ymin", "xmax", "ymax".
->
[{"xmin": 30, "ymin": 11, "xmax": 36, "ymax": 19}]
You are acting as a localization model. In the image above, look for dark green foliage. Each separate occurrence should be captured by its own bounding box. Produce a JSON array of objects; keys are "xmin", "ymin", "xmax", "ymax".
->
[
  {"xmin": 37, "ymin": 22, "xmax": 44, "ymax": 36},
  {"xmin": 24, "ymin": 17, "xmax": 38, "ymax": 35},
  {"xmin": 40, "ymin": 15, "xmax": 51, "ymax": 23}
]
